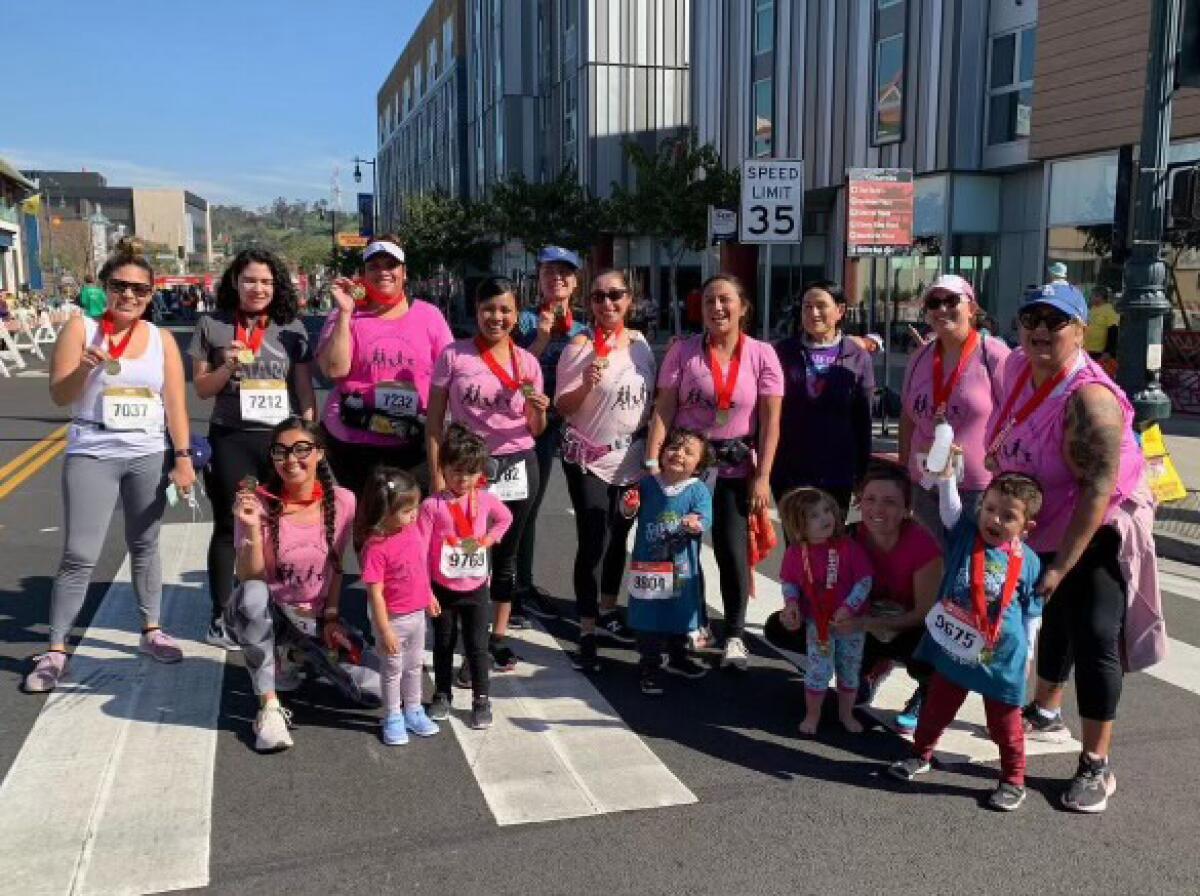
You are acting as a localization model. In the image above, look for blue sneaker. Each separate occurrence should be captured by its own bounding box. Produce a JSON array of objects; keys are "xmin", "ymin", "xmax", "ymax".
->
[
  {"xmin": 381, "ymin": 713, "xmax": 409, "ymax": 746},
  {"xmin": 894, "ymin": 688, "xmax": 924, "ymax": 734},
  {"xmin": 404, "ymin": 706, "xmax": 441, "ymax": 737}
]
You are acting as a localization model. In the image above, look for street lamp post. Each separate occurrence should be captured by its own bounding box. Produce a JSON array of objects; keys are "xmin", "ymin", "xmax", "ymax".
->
[
  {"xmin": 1119, "ymin": 0, "xmax": 1179, "ymax": 427},
  {"xmin": 353, "ymin": 156, "xmax": 377, "ymax": 236}
]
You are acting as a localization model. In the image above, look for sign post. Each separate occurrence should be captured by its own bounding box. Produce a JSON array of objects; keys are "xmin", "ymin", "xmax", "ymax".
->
[
  {"xmin": 740, "ymin": 159, "xmax": 804, "ymax": 339},
  {"xmin": 846, "ymin": 168, "xmax": 915, "ymax": 435}
]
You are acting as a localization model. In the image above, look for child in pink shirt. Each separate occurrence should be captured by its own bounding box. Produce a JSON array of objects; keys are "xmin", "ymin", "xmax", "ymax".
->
[
  {"xmin": 420, "ymin": 424, "xmax": 512, "ymax": 730},
  {"xmin": 778, "ymin": 487, "xmax": 874, "ymax": 735},
  {"xmin": 357, "ymin": 467, "xmax": 439, "ymax": 746}
]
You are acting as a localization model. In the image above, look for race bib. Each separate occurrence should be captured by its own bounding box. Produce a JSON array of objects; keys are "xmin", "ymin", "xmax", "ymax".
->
[
  {"xmin": 101, "ymin": 387, "xmax": 163, "ymax": 432},
  {"xmin": 439, "ymin": 541, "xmax": 489, "ymax": 579},
  {"xmin": 627, "ymin": 561, "xmax": 674, "ymax": 601},
  {"xmin": 239, "ymin": 379, "xmax": 289, "ymax": 425},
  {"xmin": 489, "ymin": 459, "xmax": 529, "ymax": 502},
  {"xmin": 924, "ymin": 599, "xmax": 985, "ymax": 664},
  {"xmin": 374, "ymin": 381, "xmax": 420, "ymax": 417}
]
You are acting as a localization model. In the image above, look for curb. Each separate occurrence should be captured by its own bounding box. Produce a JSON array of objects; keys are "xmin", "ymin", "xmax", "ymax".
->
[{"xmin": 1154, "ymin": 528, "xmax": 1200, "ymax": 565}]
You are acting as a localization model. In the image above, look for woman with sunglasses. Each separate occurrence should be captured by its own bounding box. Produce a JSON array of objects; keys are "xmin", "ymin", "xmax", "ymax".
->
[
  {"xmin": 988, "ymin": 282, "xmax": 1163, "ymax": 813},
  {"xmin": 191, "ymin": 249, "xmax": 317, "ymax": 649},
  {"xmin": 899, "ymin": 274, "xmax": 1009, "ymax": 541},
  {"xmin": 426, "ymin": 276, "xmax": 550, "ymax": 673},
  {"xmin": 227, "ymin": 417, "xmax": 366, "ymax": 752},
  {"xmin": 511, "ymin": 246, "xmax": 589, "ymax": 621},
  {"xmin": 771, "ymin": 280, "xmax": 875, "ymax": 514},
  {"xmin": 24, "ymin": 240, "xmax": 196, "ymax": 694},
  {"xmin": 554, "ymin": 269, "xmax": 656, "ymax": 670},
  {"xmin": 317, "ymin": 236, "xmax": 454, "ymax": 497},
  {"xmin": 646, "ymin": 273, "xmax": 784, "ymax": 670}
]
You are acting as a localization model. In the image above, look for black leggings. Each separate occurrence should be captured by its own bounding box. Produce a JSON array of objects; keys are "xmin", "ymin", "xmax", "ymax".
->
[
  {"xmin": 431, "ymin": 582, "xmax": 490, "ymax": 700},
  {"xmin": 490, "ymin": 449, "xmax": 539, "ymax": 605},
  {"xmin": 1037, "ymin": 526, "xmax": 1127, "ymax": 722},
  {"xmin": 561, "ymin": 460, "xmax": 634, "ymax": 620},
  {"xmin": 204, "ymin": 424, "xmax": 274, "ymax": 618},
  {"xmin": 326, "ymin": 434, "xmax": 426, "ymax": 499},
  {"xmin": 516, "ymin": 418, "xmax": 561, "ymax": 593},
  {"xmin": 711, "ymin": 476, "xmax": 751, "ymax": 639}
]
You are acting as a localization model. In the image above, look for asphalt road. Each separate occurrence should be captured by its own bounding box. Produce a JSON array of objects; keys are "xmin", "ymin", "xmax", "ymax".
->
[{"xmin": 1, "ymin": 323, "xmax": 1198, "ymax": 896}]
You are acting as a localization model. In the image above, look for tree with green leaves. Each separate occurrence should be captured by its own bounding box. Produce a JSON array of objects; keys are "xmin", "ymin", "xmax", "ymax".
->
[
  {"xmin": 609, "ymin": 131, "xmax": 739, "ymax": 335},
  {"xmin": 394, "ymin": 191, "xmax": 495, "ymax": 311},
  {"xmin": 487, "ymin": 166, "xmax": 610, "ymax": 265}
]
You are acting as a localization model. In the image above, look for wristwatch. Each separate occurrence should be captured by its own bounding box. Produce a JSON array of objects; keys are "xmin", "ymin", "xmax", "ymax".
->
[{"xmin": 173, "ymin": 448, "xmax": 195, "ymax": 459}]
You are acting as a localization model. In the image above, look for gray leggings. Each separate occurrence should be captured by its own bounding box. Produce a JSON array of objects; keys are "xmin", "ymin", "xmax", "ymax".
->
[{"xmin": 49, "ymin": 450, "xmax": 168, "ymax": 646}]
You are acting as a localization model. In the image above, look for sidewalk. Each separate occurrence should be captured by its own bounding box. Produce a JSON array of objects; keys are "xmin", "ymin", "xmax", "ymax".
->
[{"xmin": 1155, "ymin": 415, "xmax": 1200, "ymax": 564}]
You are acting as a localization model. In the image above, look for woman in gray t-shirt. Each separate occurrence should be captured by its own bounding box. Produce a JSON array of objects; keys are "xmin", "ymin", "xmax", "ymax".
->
[{"xmin": 190, "ymin": 249, "xmax": 316, "ymax": 646}]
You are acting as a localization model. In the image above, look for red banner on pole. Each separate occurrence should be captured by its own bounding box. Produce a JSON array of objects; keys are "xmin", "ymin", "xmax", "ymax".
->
[{"xmin": 846, "ymin": 168, "xmax": 914, "ymax": 256}]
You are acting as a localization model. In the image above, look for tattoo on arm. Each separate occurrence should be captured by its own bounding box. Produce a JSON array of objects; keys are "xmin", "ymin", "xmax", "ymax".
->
[{"xmin": 1065, "ymin": 386, "xmax": 1123, "ymax": 497}]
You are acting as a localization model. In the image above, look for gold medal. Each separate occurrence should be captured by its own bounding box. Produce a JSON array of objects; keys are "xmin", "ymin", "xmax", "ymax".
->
[
  {"xmin": 520, "ymin": 382, "xmax": 535, "ymax": 397},
  {"xmin": 238, "ymin": 476, "xmax": 258, "ymax": 493},
  {"xmin": 237, "ymin": 349, "xmax": 256, "ymax": 365},
  {"xmin": 104, "ymin": 359, "xmax": 121, "ymax": 376},
  {"xmin": 460, "ymin": 537, "xmax": 479, "ymax": 554},
  {"xmin": 351, "ymin": 285, "xmax": 367, "ymax": 302},
  {"xmin": 715, "ymin": 408, "xmax": 730, "ymax": 427},
  {"xmin": 594, "ymin": 357, "xmax": 610, "ymax": 370},
  {"xmin": 979, "ymin": 646, "xmax": 994, "ymax": 666}
]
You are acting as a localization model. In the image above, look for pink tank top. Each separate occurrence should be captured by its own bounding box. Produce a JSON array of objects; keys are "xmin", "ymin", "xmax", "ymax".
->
[{"xmin": 986, "ymin": 349, "xmax": 1145, "ymax": 553}]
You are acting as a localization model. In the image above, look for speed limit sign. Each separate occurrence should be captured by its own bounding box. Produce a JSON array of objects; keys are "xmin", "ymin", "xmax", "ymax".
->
[{"xmin": 739, "ymin": 159, "xmax": 804, "ymax": 244}]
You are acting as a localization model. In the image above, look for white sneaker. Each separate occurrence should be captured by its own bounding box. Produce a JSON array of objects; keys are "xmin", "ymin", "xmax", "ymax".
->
[
  {"xmin": 721, "ymin": 636, "xmax": 749, "ymax": 670},
  {"xmin": 253, "ymin": 701, "xmax": 294, "ymax": 752}
]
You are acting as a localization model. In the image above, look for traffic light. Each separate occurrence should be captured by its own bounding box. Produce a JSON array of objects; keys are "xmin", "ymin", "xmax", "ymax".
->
[
  {"xmin": 177, "ymin": 245, "xmax": 185, "ymax": 260},
  {"xmin": 1179, "ymin": 0, "xmax": 1200, "ymax": 87},
  {"xmin": 1169, "ymin": 165, "xmax": 1200, "ymax": 227}
]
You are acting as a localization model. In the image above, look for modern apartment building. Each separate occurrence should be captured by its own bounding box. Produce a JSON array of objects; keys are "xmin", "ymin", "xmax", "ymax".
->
[{"xmin": 0, "ymin": 158, "xmax": 36, "ymax": 293}]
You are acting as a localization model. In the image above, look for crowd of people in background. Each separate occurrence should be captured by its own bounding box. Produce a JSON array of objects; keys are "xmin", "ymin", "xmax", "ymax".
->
[{"xmin": 18, "ymin": 235, "xmax": 1168, "ymax": 818}]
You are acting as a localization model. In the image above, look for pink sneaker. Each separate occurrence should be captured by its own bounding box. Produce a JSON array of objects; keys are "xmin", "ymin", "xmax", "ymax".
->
[
  {"xmin": 23, "ymin": 651, "xmax": 68, "ymax": 693},
  {"xmin": 139, "ymin": 628, "xmax": 183, "ymax": 664}
]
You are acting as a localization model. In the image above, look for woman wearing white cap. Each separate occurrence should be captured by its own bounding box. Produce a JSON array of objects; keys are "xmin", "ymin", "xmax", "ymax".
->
[{"xmin": 316, "ymin": 234, "xmax": 454, "ymax": 498}]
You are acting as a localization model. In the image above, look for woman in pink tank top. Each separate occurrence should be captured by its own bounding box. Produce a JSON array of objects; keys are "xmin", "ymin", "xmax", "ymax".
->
[{"xmin": 985, "ymin": 282, "xmax": 1164, "ymax": 814}]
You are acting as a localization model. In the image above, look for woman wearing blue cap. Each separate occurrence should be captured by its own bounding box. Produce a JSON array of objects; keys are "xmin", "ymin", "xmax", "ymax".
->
[{"xmin": 510, "ymin": 246, "xmax": 589, "ymax": 624}]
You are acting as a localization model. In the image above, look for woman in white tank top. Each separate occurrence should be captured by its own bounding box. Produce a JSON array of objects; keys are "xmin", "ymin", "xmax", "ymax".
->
[{"xmin": 22, "ymin": 241, "xmax": 196, "ymax": 695}]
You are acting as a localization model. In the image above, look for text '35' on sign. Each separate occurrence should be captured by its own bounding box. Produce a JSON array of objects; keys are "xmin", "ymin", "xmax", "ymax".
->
[{"xmin": 739, "ymin": 159, "xmax": 804, "ymax": 244}]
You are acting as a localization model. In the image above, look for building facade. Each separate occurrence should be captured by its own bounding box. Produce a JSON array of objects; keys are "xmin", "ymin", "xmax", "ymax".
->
[{"xmin": 0, "ymin": 159, "xmax": 36, "ymax": 294}]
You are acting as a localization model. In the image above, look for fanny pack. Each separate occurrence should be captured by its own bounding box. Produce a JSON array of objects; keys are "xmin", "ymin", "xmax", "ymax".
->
[
  {"xmin": 339, "ymin": 390, "xmax": 425, "ymax": 443},
  {"xmin": 561, "ymin": 425, "xmax": 648, "ymax": 468},
  {"xmin": 709, "ymin": 436, "xmax": 756, "ymax": 468}
]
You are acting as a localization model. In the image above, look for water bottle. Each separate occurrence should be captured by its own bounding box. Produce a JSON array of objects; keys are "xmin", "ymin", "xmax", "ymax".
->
[{"xmin": 925, "ymin": 420, "xmax": 954, "ymax": 476}]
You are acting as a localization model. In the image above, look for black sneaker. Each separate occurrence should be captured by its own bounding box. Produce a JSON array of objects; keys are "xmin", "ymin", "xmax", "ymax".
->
[
  {"xmin": 1061, "ymin": 754, "xmax": 1116, "ymax": 813},
  {"xmin": 987, "ymin": 782, "xmax": 1027, "ymax": 812},
  {"xmin": 204, "ymin": 617, "xmax": 241, "ymax": 651},
  {"xmin": 508, "ymin": 612, "xmax": 531, "ymax": 630},
  {"xmin": 490, "ymin": 643, "xmax": 519, "ymax": 671},
  {"xmin": 639, "ymin": 668, "xmax": 664, "ymax": 696},
  {"xmin": 665, "ymin": 654, "xmax": 708, "ymax": 679},
  {"xmin": 598, "ymin": 610, "xmax": 636, "ymax": 644},
  {"xmin": 1022, "ymin": 702, "xmax": 1072, "ymax": 743},
  {"xmin": 470, "ymin": 697, "xmax": 493, "ymax": 729},
  {"xmin": 454, "ymin": 663, "xmax": 472, "ymax": 690},
  {"xmin": 887, "ymin": 756, "xmax": 932, "ymax": 782},
  {"xmin": 520, "ymin": 586, "xmax": 559, "ymax": 620},
  {"xmin": 571, "ymin": 633, "xmax": 600, "ymax": 672},
  {"xmin": 429, "ymin": 692, "xmax": 452, "ymax": 721}
]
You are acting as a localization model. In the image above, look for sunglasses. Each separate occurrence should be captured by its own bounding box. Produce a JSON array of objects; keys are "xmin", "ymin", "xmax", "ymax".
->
[
  {"xmin": 924, "ymin": 291, "xmax": 963, "ymax": 312},
  {"xmin": 268, "ymin": 441, "xmax": 318, "ymax": 462},
  {"xmin": 1018, "ymin": 307, "xmax": 1072, "ymax": 332},
  {"xmin": 589, "ymin": 288, "xmax": 629, "ymax": 304},
  {"xmin": 107, "ymin": 278, "xmax": 154, "ymax": 298}
]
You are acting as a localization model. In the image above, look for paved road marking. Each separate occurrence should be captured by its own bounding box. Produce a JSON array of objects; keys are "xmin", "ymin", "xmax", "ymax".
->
[
  {"xmin": 1145, "ymin": 638, "xmax": 1200, "ymax": 697},
  {"xmin": 1159, "ymin": 571, "xmax": 1200, "ymax": 602},
  {"xmin": 438, "ymin": 623, "xmax": 696, "ymax": 827},
  {"xmin": 0, "ymin": 423, "xmax": 67, "ymax": 483},
  {"xmin": 0, "ymin": 521, "xmax": 222, "ymax": 896}
]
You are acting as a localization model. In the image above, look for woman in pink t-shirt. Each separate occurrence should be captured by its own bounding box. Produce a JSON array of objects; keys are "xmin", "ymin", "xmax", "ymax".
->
[
  {"xmin": 426, "ymin": 276, "xmax": 550, "ymax": 674},
  {"xmin": 554, "ymin": 269, "xmax": 656, "ymax": 670},
  {"xmin": 225, "ymin": 417, "xmax": 369, "ymax": 753},
  {"xmin": 900, "ymin": 274, "xmax": 1009, "ymax": 541},
  {"xmin": 316, "ymin": 236, "xmax": 454, "ymax": 496},
  {"xmin": 646, "ymin": 273, "xmax": 784, "ymax": 670}
]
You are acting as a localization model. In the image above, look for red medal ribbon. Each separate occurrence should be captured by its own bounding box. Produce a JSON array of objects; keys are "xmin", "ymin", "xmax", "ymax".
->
[
  {"xmin": 474, "ymin": 336, "xmax": 525, "ymax": 391},
  {"xmin": 970, "ymin": 535, "xmax": 1023, "ymax": 649},
  {"xmin": 801, "ymin": 541, "xmax": 840, "ymax": 646},
  {"xmin": 593, "ymin": 323, "xmax": 624, "ymax": 360},
  {"xmin": 707, "ymin": 332, "xmax": 745, "ymax": 412},
  {"xmin": 931, "ymin": 330, "xmax": 980, "ymax": 418},
  {"xmin": 256, "ymin": 481, "xmax": 325, "ymax": 509},
  {"xmin": 545, "ymin": 302, "xmax": 574, "ymax": 335},
  {"xmin": 235, "ymin": 313, "xmax": 268, "ymax": 354},
  {"xmin": 447, "ymin": 492, "xmax": 477, "ymax": 545},
  {"xmin": 101, "ymin": 312, "xmax": 139, "ymax": 360},
  {"xmin": 984, "ymin": 361, "xmax": 1072, "ymax": 459}
]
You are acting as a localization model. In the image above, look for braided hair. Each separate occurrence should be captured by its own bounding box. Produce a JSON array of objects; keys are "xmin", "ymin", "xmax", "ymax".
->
[{"xmin": 265, "ymin": 417, "xmax": 343, "ymax": 575}]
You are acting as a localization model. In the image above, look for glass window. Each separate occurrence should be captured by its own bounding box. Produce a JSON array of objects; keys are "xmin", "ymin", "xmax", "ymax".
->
[
  {"xmin": 428, "ymin": 41, "xmax": 438, "ymax": 81},
  {"xmin": 874, "ymin": 34, "xmax": 904, "ymax": 144},
  {"xmin": 754, "ymin": 0, "xmax": 774, "ymax": 56},
  {"xmin": 752, "ymin": 78, "xmax": 773, "ymax": 157},
  {"xmin": 443, "ymin": 17, "xmax": 454, "ymax": 68},
  {"xmin": 990, "ymin": 33, "xmax": 1015, "ymax": 89},
  {"xmin": 1019, "ymin": 28, "xmax": 1037, "ymax": 82},
  {"xmin": 986, "ymin": 26, "xmax": 1036, "ymax": 146}
]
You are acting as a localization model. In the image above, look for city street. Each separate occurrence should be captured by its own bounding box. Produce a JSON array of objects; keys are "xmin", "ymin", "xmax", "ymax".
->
[{"xmin": 0, "ymin": 328, "xmax": 1198, "ymax": 896}]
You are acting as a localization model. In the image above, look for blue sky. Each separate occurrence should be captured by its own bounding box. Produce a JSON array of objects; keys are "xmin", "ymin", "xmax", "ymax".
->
[{"xmin": 2, "ymin": 0, "xmax": 422, "ymax": 209}]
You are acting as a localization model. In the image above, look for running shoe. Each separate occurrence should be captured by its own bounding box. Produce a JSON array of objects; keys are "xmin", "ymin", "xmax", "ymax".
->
[
  {"xmin": 139, "ymin": 628, "xmax": 183, "ymax": 664},
  {"xmin": 894, "ymin": 687, "xmax": 924, "ymax": 734},
  {"xmin": 204, "ymin": 618, "xmax": 241, "ymax": 651},
  {"xmin": 639, "ymin": 668, "xmax": 664, "ymax": 696},
  {"xmin": 598, "ymin": 610, "xmax": 636, "ymax": 644},
  {"xmin": 429, "ymin": 692, "xmax": 452, "ymax": 721},
  {"xmin": 404, "ymin": 706, "xmax": 440, "ymax": 737},
  {"xmin": 507, "ymin": 611, "xmax": 531, "ymax": 631},
  {"xmin": 988, "ymin": 783, "xmax": 1027, "ymax": 812},
  {"xmin": 665, "ymin": 655, "xmax": 708, "ymax": 679},
  {"xmin": 254, "ymin": 701, "xmax": 294, "ymax": 752},
  {"xmin": 571, "ymin": 633, "xmax": 600, "ymax": 673},
  {"xmin": 381, "ymin": 712, "xmax": 409, "ymax": 746},
  {"xmin": 1061, "ymin": 754, "xmax": 1117, "ymax": 813},
  {"xmin": 454, "ymin": 663, "xmax": 472, "ymax": 689},
  {"xmin": 22, "ymin": 650, "xmax": 68, "ymax": 694},
  {"xmin": 887, "ymin": 756, "xmax": 931, "ymax": 782},
  {"xmin": 490, "ymin": 643, "xmax": 519, "ymax": 671},
  {"xmin": 1022, "ymin": 702, "xmax": 1072, "ymax": 743},
  {"xmin": 720, "ymin": 636, "xmax": 749, "ymax": 670},
  {"xmin": 470, "ymin": 697, "xmax": 493, "ymax": 729},
  {"xmin": 520, "ymin": 586, "xmax": 559, "ymax": 620},
  {"xmin": 688, "ymin": 625, "xmax": 718, "ymax": 651}
]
